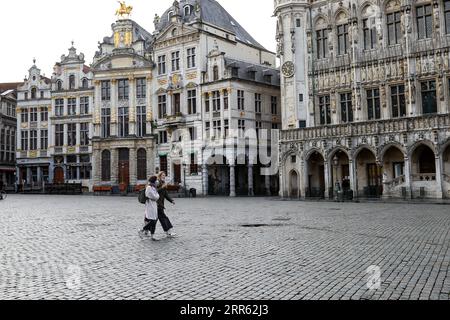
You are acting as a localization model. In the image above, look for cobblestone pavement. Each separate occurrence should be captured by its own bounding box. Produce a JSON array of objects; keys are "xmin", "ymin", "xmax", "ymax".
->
[{"xmin": 0, "ymin": 195, "xmax": 449, "ymax": 300}]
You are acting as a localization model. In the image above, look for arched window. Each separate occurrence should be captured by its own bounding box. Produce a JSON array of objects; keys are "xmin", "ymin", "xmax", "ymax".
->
[
  {"xmin": 213, "ymin": 66, "xmax": 219, "ymax": 81},
  {"xmin": 56, "ymin": 80, "xmax": 63, "ymax": 91},
  {"xmin": 31, "ymin": 87, "xmax": 37, "ymax": 99},
  {"xmin": 101, "ymin": 150, "xmax": 111, "ymax": 181},
  {"xmin": 168, "ymin": 10, "xmax": 174, "ymax": 20},
  {"xmin": 69, "ymin": 75, "xmax": 76, "ymax": 90},
  {"xmin": 184, "ymin": 5, "xmax": 193, "ymax": 16},
  {"xmin": 137, "ymin": 149, "xmax": 147, "ymax": 181},
  {"xmin": 82, "ymin": 78, "xmax": 89, "ymax": 89}
]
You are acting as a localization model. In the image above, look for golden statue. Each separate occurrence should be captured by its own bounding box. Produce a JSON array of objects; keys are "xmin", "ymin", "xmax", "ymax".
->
[{"xmin": 116, "ymin": 1, "xmax": 133, "ymax": 18}]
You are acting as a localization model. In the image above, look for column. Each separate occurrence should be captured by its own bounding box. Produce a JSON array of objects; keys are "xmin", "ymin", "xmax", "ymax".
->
[
  {"xmin": 37, "ymin": 167, "xmax": 42, "ymax": 185},
  {"xmin": 349, "ymin": 160, "xmax": 357, "ymax": 199},
  {"xmin": 111, "ymin": 148, "xmax": 118, "ymax": 184},
  {"xmin": 76, "ymin": 123, "xmax": 81, "ymax": 152},
  {"xmin": 92, "ymin": 149, "xmax": 100, "ymax": 185},
  {"xmin": 435, "ymin": 155, "xmax": 444, "ymax": 199},
  {"xmin": 202, "ymin": 164, "xmax": 208, "ymax": 196},
  {"xmin": 230, "ymin": 164, "xmax": 236, "ymax": 197},
  {"xmin": 111, "ymin": 79, "xmax": 117, "ymax": 136},
  {"xmin": 15, "ymin": 167, "xmax": 20, "ymax": 191},
  {"xmin": 76, "ymin": 155, "xmax": 80, "ymax": 181},
  {"xmin": 404, "ymin": 157, "xmax": 412, "ymax": 199},
  {"xmin": 324, "ymin": 161, "xmax": 331, "ymax": 199},
  {"xmin": 26, "ymin": 167, "xmax": 31, "ymax": 185},
  {"xmin": 248, "ymin": 165, "xmax": 254, "ymax": 196},
  {"xmin": 129, "ymin": 148, "xmax": 137, "ymax": 186},
  {"xmin": 128, "ymin": 77, "xmax": 136, "ymax": 136},
  {"xmin": 278, "ymin": 166, "xmax": 285, "ymax": 198},
  {"xmin": 302, "ymin": 160, "xmax": 308, "ymax": 199},
  {"xmin": 265, "ymin": 172, "xmax": 271, "ymax": 196}
]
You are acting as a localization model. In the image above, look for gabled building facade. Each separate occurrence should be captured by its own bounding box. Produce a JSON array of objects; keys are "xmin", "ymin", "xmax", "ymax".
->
[
  {"xmin": 16, "ymin": 61, "xmax": 52, "ymax": 191},
  {"xmin": 50, "ymin": 44, "xmax": 94, "ymax": 191}
]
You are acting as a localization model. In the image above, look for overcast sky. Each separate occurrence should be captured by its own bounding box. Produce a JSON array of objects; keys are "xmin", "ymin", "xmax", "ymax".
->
[{"xmin": 0, "ymin": 0, "xmax": 276, "ymax": 83}]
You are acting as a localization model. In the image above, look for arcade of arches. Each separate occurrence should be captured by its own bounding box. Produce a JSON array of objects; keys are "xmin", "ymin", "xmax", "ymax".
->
[{"xmin": 281, "ymin": 141, "xmax": 450, "ymax": 200}]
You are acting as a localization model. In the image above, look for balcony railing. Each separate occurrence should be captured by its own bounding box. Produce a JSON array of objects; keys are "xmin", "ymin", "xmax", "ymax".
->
[
  {"xmin": 280, "ymin": 114, "xmax": 450, "ymax": 142},
  {"xmin": 412, "ymin": 173, "xmax": 436, "ymax": 182}
]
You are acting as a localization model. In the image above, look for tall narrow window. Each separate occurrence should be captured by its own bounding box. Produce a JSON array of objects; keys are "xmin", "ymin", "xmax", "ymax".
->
[
  {"xmin": 171, "ymin": 51, "xmax": 180, "ymax": 71},
  {"xmin": 21, "ymin": 131, "xmax": 29, "ymax": 151},
  {"xmin": 187, "ymin": 48, "xmax": 196, "ymax": 68},
  {"xmin": 363, "ymin": 18, "xmax": 377, "ymax": 50},
  {"xmin": 21, "ymin": 109, "xmax": 28, "ymax": 123},
  {"xmin": 136, "ymin": 106, "xmax": 146, "ymax": 137},
  {"xmin": 101, "ymin": 150, "xmax": 111, "ymax": 181},
  {"xmin": 319, "ymin": 95, "xmax": 331, "ymax": 125},
  {"xmin": 213, "ymin": 66, "xmax": 219, "ymax": 81},
  {"xmin": 212, "ymin": 91, "xmax": 221, "ymax": 112},
  {"xmin": 118, "ymin": 106, "xmax": 129, "ymax": 137},
  {"xmin": 224, "ymin": 120, "xmax": 229, "ymax": 137},
  {"xmin": 136, "ymin": 78, "xmax": 146, "ymax": 99},
  {"xmin": 445, "ymin": 0, "xmax": 450, "ymax": 34},
  {"xmin": 56, "ymin": 80, "xmax": 63, "ymax": 91},
  {"xmin": 316, "ymin": 29, "xmax": 328, "ymax": 59},
  {"xmin": 137, "ymin": 149, "xmax": 147, "ymax": 181},
  {"xmin": 237, "ymin": 90, "xmax": 245, "ymax": 110},
  {"xmin": 205, "ymin": 93, "xmax": 210, "ymax": 112},
  {"xmin": 55, "ymin": 124, "xmax": 64, "ymax": 147},
  {"xmin": 30, "ymin": 130, "xmax": 38, "ymax": 150},
  {"xmin": 158, "ymin": 95, "xmax": 167, "ymax": 118},
  {"xmin": 255, "ymin": 93, "xmax": 262, "ymax": 113},
  {"xmin": 391, "ymin": 85, "xmax": 406, "ymax": 118},
  {"xmin": 367, "ymin": 88, "xmax": 381, "ymax": 120},
  {"xmin": 337, "ymin": 24, "xmax": 349, "ymax": 55},
  {"xmin": 82, "ymin": 78, "xmax": 89, "ymax": 89},
  {"xmin": 190, "ymin": 153, "xmax": 198, "ymax": 175},
  {"xmin": 30, "ymin": 108, "xmax": 38, "ymax": 123},
  {"xmin": 187, "ymin": 90, "xmax": 197, "ymax": 114},
  {"xmin": 224, "ymin": 91, "xmax": 229, "ymax": 110},
  {"xmin": 67, "ymin": 123, "xmax": 76, "ymax": 146},
  {"xmin": 67, "ymin": 98, "xmax": 76, "ymax": 115},
  {"xmin": 80, "ymin": 123, "xmax": 89, "ymax": 146},
  {"xmin": 101, "ymin": 106, "xmax": 111, "ymax": 138},
  {"xmin": 101, "ymin": 81, "xmax": 111, "ymax": 101},
  {"xmin": 421, "ymin": 80, "xmax": 437, "ymax": 114},
  {"xmin": 80, "ymin": 97, "xmax": 89, "ymax": 115},
  {"xmin": 31, "ymin": 87, "xmax": 37, "ymax": 99},
  {"xmin": 41, "ymin": 107, "xmax": 48, "ymax": 122},
  {"xmin": 118, "ymin": 79, "xmax": 129, "ymax": 100},
  {"xmin": 159, "ymin": 131, "xmax": 168, "ymax": 144},
  {"xmin": 340, "ymin": 93, "xmax": 353, "ymax": 123},
  {"xmin": 40, "ymin": 130, "xmax": 48, "ymax": 150},
  {"xmin": 158, "ymin": 55, "xmax": 166, "ymax": 75},
  {"xmin": 238, "ymin": 120, "xmax": 246, "ymax": 138},
  {"xmin": 55, "ymin": 99, "xmax": 64, "ymax": 116},
  {"xmin": 69, "ymin": 75, "xmax": 76, "ymax": 89},
  {"xmin": 417, "ymin": 4, "xmax": 433, "ymax": 39},
  {"xmin": 271, "ymin": 96, "xmax": 278, "ymax": 115},
  {"xmin": 387, "ymin": 12, "xmax": 402, "ymax": 45},
  {"xmin": 173, "ymin": 93, "xmax": 181, "ymax": 114}
]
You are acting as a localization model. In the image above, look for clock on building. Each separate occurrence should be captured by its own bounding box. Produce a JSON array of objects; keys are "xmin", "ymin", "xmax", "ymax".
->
[{"xmin": 282, "ymin": 61, "xmax": 295, "ymax": 78}]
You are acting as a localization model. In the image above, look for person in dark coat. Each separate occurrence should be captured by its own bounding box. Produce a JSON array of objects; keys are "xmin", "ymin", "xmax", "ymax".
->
[{"xmin": 157, "ymin": 171, "xmax": 177, "ymax": 238}]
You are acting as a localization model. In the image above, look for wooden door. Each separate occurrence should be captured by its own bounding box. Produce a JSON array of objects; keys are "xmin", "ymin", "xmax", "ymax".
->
[
  {"xmin": 173, "ymin": 164, "xmax": 181, "ymax": 184},
  {"xmin": 54, "ymin": 167, "xmax": 64, "ymax": 184},
  {"xmin": 118, "ymin": 161, "xmax": 130, "ymax": 185}
]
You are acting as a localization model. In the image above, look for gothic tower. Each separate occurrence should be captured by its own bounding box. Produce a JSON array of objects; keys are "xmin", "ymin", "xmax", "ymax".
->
[{"xmin": 274, "ymin": 0, "xmax": 311, "ymax": 130}]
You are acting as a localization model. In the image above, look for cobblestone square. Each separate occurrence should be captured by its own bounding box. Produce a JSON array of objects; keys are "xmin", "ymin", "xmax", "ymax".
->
[{"xmin": 0, "ymin": 195, "xmax": 449, "ymax": 300}]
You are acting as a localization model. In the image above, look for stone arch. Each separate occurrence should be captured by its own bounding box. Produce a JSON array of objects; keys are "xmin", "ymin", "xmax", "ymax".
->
[
  {"xmin": 334, "ymin": 9, "xmax": 349, "ymax": 24},
  {"xmin": 408, "ymin": 140, "xmax": 437, "ymax": 159},
  {"xmin": 314, "ymin": 15, "xmax": 329, "ymax": 29},
  {"xmin": 383, "ymin": 0, "xmax": 401, "ymax": 12},
  {"xmin": 439, "ymin": 138, "xmax": 450, "ymax": 157},
  {"xmin": 288, "ymin": 169, "xmax": 300, "ymax": 198},
  {"xmin": 352, "ymin": 144, "xmax": 378, "ymax": 162},
  {"xmin": 378, "ymin": 142, "xmax": 407, "ymax": 160},
  {"xmin": 354, "ymin": 146, "xmax": 382, "ymax": 198},
  {"xmin": 304, "ymin": 148, "xmax": 325, "ymax": 162},
  {"xmin": 361, "ymin": 1, "xmax": 378, "ymax": 17},
  {"xmin": 327, "ymin": 147, "xmax": 351, "ymax": 163}
]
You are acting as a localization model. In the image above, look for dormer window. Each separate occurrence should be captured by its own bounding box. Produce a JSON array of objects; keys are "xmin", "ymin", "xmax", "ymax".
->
[
  {"xmin": 69, "ymin": 75, "xmax": 76, "ymax": 90},
  {"xmin": 168, "ymin": 10, "xmax": 174, "ymax": 20},
  {"xmin": 56, "ymin": 80, "xmax": 63, "ymax": 91},
  {"xmin": 231, "ymin": 67, "xmax": 239, "ymax": 77},
  {"xmin": 31, "ymin": 87, "xmax": 37, "ymax": 99},
  {"xmin": 248, "ymin": 71, "xmax": 256, "ymax": 81},
  {"xmin": 82, "ymin": 78, "xmax": 89, "ymax": 89},
  {"xmin": 213, "ymin": 66, "xmax": 219, "ymax": 81},
  {"xmin": 264, "ymin": 74, "xmax": 272, "ymax": 83},
  {"xmin": 171, "ymin": 28, "xmax": 178, "ymax": 37},
  {"xmin": 184, "ymin": 5, "xmax": 192, "ymax": 16}
]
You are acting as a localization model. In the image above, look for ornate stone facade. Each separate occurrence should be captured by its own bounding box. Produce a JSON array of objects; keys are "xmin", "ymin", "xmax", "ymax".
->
[{"xmin": 276, "ymin": 0, "xmax": 450, "ymax": 199}]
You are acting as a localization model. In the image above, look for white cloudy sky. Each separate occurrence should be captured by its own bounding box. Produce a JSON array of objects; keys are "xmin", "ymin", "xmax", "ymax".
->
[{"xmin": 0, "ymin": 0, "xmax": 276, "ymax": 83}]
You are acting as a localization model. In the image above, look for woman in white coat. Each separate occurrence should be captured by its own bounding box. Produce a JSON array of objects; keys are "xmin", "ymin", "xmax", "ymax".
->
[{"xmin": 139, "ymin": 176, "xmax": 160, "ymax": 241}]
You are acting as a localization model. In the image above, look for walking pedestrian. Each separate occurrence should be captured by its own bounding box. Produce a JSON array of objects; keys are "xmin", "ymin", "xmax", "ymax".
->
[
  {"xmin": 157, "ymin": 171, "xmax": 177, "ymax": 238},
  {"xmin": 138, "ymin": 176, "xmax": 160, "ymax": 241}
]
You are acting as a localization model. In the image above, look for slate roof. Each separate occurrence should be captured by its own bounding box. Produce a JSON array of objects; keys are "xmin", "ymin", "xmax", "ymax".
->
[
  {"xmin": 156, "ymin": 0, "xmax": 267, "ymax": 51},
  {"xmin": 224, "ymin": 58, "xmax": 280, "ymax": 86},
  {"xmin": 0, "ymin": 83, "xmax": 21, "ymax": 94}
]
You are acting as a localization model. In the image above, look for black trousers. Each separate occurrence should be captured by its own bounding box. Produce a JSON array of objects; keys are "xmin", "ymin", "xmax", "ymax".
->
[
  {"xmin": 158, "ymin": 208, "xmax": 173, "ymax": 232},
  {"xmin": 143, "ymin": 219, "xmax": 157, "ymax": 234}
]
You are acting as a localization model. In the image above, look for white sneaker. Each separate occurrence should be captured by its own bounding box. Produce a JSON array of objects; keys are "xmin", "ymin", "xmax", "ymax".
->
[
  {"xmin": 151, "ymin": 235, "xmax": 161, "ymax": 241},
  {"xmin": 167, "ymin": 232, "xmax": 178, "ymax": 238}
]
